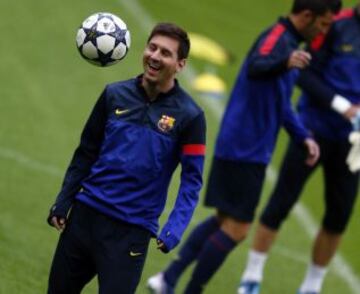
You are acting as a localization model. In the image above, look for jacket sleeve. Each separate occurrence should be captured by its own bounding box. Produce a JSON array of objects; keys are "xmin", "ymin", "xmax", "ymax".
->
[
  {"xmin": 297, "ymin": 69, "xmax": 336, "ymax": 107},
  {"xmin": 47, "ymin": 89, "xmax": 108, "ymax": 224},
  {"xmin": 283, "ymin": 98, "xmax": 310, "ymax": 143},
  {"xmin": 158, "ymin": 112, "xmax": 206, "ymax": 252},
  {"xmin": 247, "ymin": 24, "xmax": 290, "ymax": 78},
  {"xmin": 296, "ymin": 31, "xmax": 337, "ymax": 108}
]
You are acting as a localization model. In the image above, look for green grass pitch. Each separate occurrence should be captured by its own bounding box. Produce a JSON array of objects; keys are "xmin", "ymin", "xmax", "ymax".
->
[{"xmin": 0, "ymin": 0, "xmax": 358, "ymax": 293}]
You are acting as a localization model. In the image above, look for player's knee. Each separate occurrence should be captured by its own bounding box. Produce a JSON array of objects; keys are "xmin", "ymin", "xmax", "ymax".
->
[
  {"xmin": 221, "ymin": 219, "xmax": 251, "ymax": 242},
  {"xmin": 260, "ymin": 212, "xmax": 284, "ymax": 231},
  {"xmin": 323, "ymin": 209, "xmax": 352, "ymax": 234},
  {"xmin": 323, "ymin": 218, "xmax": 348, "ymax": 234}
]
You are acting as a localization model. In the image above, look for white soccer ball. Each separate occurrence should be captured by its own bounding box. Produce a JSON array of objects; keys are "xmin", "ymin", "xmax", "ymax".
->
[{"xmin": 76, "ymin": 12, "xmax": 131, "ymax": 67}]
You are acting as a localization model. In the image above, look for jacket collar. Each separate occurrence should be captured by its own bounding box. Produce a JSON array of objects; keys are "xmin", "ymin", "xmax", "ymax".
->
[
  {"xmin": 279, "ymin": 17, "xmax": 305, "ymax": 43},
  {"xmin": 136, "ymin": 74, "xmax": 179, "ymax": 102}
]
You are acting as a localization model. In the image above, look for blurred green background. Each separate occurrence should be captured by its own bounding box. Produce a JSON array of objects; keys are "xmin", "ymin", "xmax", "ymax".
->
[{"xmin": 0, "ymin": 0, "xmax": 358, "ymax": 293}]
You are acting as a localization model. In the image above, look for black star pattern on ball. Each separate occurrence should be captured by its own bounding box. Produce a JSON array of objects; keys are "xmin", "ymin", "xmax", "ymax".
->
[
  {"xmin": 82, "ymin": 23, "xmax": 105, "ymax": 47},
  {"xmin": 97, "ymin": 51, "xmax": 115, "ymax": 66},
  {"xmin": 109, "ymin": 26, "xmax": 127, "ymax": 47},
  {"xmin": 77, "ymin": 13, "xmax": 129, "ymax": 66}
]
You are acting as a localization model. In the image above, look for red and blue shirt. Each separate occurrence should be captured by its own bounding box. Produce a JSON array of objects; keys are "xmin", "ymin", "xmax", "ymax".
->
[
  {"xmin": 50, "ymin": 76, "xmax": 206, "ymax": 251},
  {"xmin": 215, "ymin": 17, "xmax": 309, "ymax": 164},
  {"xmin": 297, "ymin": 7, "xmax": 360, "ymax": 140}
]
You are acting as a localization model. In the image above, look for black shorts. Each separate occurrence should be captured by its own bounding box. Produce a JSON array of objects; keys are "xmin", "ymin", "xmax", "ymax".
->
[
  {"xmin": 261, "ymin": 138, "xmax": 359, "ymax": 233},
  {"xmin": 204, "ymin": 157, "xmax": 266, "ymax": 222},
  {"xmin": 48, "ymin": 202, "xmax": 152, "ymax": 294}
]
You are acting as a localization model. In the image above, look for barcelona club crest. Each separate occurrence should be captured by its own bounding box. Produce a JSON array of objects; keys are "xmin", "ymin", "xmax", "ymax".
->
[{"xmin": 157, "ymin": 115, "xmax": 176, "ymax": 132}]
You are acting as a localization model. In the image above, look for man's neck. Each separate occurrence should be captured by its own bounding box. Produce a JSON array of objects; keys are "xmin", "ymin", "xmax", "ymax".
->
[
  {"xmin": 145, "ymin": 86, "xmax": 160, "ymax": 101},
  {"xmin": 142, "ymin": 78, "xmax": 174, "ymax": 100}
]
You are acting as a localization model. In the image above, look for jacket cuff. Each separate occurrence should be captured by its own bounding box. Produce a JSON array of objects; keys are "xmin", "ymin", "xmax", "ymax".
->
[
  {"xmin": 158, "ymin": 229, "xmax": 180, "ymax": 253},
  {"xmin": 47, "ymin": 201, "xmax": 72, "ymax": 226}
]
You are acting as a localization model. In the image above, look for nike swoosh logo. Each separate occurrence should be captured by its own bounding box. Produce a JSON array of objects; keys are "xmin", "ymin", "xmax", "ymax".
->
[
  {"xmin": 115, "ymin": 108, "xmax": 129, "ymax": 116},
  {"xmin": 129, "ymin": 251, "xmax": 143, "ymax": 257}
]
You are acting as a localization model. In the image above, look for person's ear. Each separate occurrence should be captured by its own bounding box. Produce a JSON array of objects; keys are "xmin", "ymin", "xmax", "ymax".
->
[{"xmin": 176, "ymin": 59, "xmax": 186, "ymax": 73}]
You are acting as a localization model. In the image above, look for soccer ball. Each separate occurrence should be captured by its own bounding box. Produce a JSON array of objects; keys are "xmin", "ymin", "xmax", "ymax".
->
[{"xmin": 76, "ymin": 12, "xmax": 131, "ymax": 67}]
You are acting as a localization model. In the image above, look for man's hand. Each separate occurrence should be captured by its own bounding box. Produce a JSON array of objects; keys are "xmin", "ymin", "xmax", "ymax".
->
[
  {"xmin": 156, "ymin": 239, "xmax": 168, "ymax": 253},
  {"xmin": 51, "ymin": 216, "xmax": 66, "ymax": 232},
  {"xmin": 343, "ymin": 105, "xmax": 360, "ymax": 122},
  {"xmin": 304, "ymin": 138, "xmax": 320, "ymax": 166},
  {"xmin": 287, "ymin": 50, "xmax": 312, "ymax": 69}
]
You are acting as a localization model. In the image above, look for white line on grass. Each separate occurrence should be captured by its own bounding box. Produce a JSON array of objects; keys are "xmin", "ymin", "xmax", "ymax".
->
[
  {"xmin": 273, "ymin": 244, "xmax": 308, "ymax": 265},
  {"xmin": 119, "ymin": 0, "xmax": 360, "ymax": 293},
  {"xmin": 0, "ymin": 147, "xmax": 62, "ymax": 177}
]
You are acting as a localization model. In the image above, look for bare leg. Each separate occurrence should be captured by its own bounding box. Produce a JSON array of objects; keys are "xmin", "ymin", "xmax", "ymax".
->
[
  {"xmin": 220, "ymin": 216, "xmax": 251, "ymax": 242},
  {"xmin": 252, "ymin": 223, "xmax": 278, "ymax": 253},
  {"xmin": 312, "ymin": 227, "xmax": 342, "ymax": 266}
]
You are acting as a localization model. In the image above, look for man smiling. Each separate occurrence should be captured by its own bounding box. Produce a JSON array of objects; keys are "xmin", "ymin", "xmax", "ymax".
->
[{"xmin": 47, "ymin": 22, "xmax": 206, "ymax": 294}]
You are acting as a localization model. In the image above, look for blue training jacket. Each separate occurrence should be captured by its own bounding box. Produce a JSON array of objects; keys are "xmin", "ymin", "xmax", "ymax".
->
[
  {"xmin": 297, "ymin": 7, "xmax": 360, "ymax": 140},
  {"xmin": 50, "ymin": 76, "xmax": 206, "ymax": 251},
  {"xmin": 215, "ymin": 17, "xmax": 309, "ymax": 164}
]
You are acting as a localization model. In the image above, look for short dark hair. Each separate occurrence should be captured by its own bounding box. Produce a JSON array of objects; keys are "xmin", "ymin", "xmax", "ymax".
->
[
  {"xmin": 147, "ymin": 22, "xmax": 190, "ymax": 60},
  {"xmin": 291, "ymin": 0, "xmax": 342, "ymax": 15}
]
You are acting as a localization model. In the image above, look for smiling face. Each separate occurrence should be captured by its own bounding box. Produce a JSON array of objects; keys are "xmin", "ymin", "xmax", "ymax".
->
[{"xmin": 142, "ymin": 34, "xmax": 186, "ymax": 92}]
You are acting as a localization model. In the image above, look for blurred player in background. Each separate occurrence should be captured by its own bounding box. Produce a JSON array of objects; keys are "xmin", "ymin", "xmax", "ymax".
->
[
  {"xmin": 239, "ymin": 2, "xmax": 360, "ymax": 294},
  {"xmin": 147, "ymin": 0, "xmax": 343, "ymax": 293},
  {"xmin": 46, "ymin": 23, "xmax": 206, "ymax": 294}
]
